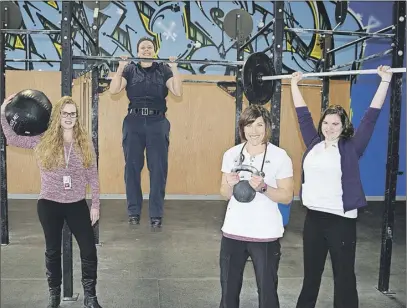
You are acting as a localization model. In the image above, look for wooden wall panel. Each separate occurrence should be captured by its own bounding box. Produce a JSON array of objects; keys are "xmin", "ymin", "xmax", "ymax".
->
[{"xmin": 4, "ymin": 71, "xmax": 350, "ymax": 196}]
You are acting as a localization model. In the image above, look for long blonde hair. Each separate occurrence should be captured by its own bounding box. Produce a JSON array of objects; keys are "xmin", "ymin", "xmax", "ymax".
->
[{"xmin": 35, "ymin": 96, "xmax": 93, "ymax": 170}]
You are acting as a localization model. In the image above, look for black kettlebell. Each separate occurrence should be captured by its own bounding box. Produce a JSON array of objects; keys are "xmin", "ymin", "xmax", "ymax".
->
[{"xmin": 231, "ymin": 165, "xmax": 264, "ymax": 203}]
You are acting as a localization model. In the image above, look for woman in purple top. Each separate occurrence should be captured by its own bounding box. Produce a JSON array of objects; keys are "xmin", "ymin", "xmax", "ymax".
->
[
  {"xmin": 1, "ymin": 95, "xmax": 103, "ymax": 308},
  {"xmin": 290, "ymin": 65, "xmax": 393, "ymax": 308}
]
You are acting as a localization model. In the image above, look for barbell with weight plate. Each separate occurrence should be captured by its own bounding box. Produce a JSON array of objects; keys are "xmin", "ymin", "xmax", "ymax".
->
[
  {"xmin": 241, "ymin": 52, "xmax": 406, "ymax": 105},
  {"xmin": 73, "ymin": 52, "xmax": 406, "ymax": 106}
]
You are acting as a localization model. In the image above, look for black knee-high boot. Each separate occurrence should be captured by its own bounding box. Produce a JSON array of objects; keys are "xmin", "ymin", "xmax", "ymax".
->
[
  {"xmin": 45, "ymin": 252, "xmax": 62, "ymax": 308},
  {"xmin": 81, "ymin": 259, "xmax": 102, "ymax": 308}
]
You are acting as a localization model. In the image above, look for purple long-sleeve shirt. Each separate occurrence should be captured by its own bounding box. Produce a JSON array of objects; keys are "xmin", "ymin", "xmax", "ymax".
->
[
  {"xmin": 296, "ymin": 106, "xmax": 381, "ymax": 212},
  {"xmin": 1, "ymin": 114, "xmax": 100, "ymax": 209}
]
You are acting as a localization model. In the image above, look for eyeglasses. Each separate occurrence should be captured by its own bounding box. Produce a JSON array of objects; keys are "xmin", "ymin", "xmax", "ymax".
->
[{"xmin": 61, "ymin": 112, "xmax": 77, "ymax": 118}]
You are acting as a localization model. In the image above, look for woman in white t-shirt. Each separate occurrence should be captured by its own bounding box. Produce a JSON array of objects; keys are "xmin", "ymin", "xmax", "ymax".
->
[
  {"xmin": 219, "ymin": 105, "xmax": 294, "ymax": 308},
  {"xmin": 290, "ymin": 66, "xmax": 393, "ymax": 308}
]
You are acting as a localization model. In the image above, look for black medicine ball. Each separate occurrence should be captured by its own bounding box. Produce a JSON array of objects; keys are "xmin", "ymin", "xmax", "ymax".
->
[{"xmin": 5, "ymin": 89, "xmax": 52, "ymax": 136}]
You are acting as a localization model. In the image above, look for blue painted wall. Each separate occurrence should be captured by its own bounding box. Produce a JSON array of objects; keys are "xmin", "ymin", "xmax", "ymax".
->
[{"xmin": 6, "ymin": 1, "xmax": 406, "ymax": 197}]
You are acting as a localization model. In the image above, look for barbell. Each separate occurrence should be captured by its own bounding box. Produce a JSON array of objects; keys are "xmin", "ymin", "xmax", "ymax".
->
[{"xmin": 76, "ymin": 52, "xmax": 406, "ymax": 105}]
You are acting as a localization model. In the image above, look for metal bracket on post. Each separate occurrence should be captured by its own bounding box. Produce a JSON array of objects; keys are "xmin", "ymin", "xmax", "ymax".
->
[
  {"xmin": 0, "ymin": 1, "xmax": 9, "ymax": 246},
  {"xmin": 235, "ymin": 14, "xmax": 244, "ymax": 146},
  {"xmin": 377, "ymin": 0, "xmax": 406, "ymax": 295},
  {"xmin": 61, "ymin": 1, "xmax": 79, "ymax": 302},
  {"xmin": 270, "ymin": 2, "xmax": 284, "ymax": 146},
  {"xmin": 90, "ymin": 6, "xmax": 101, "ymax": 246}
]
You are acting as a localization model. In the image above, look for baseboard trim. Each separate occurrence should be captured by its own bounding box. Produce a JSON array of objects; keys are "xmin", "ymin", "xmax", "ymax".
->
[{"xmin": 6, "ymin": 194, "xmax": 407, "ymax": 201}]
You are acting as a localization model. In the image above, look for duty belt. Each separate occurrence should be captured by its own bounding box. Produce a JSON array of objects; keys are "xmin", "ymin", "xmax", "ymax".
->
[{"xmin": 129, "ymin": 108, "xmax": 163, "ymax": 116}]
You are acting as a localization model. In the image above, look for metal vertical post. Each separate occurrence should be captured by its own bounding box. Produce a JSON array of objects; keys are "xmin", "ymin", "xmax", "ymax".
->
[
  {"xmin": 270, "ymin": 1, "xmax": 284, "ymax": 146},
  {"xmin": 378, "ymin": 0, "xmax": 406, "ymax": 294},
  {"xmin": 321, "ymin": 34, "xmax": 333, "ymax": 111},
  {"xmin": 25, "ymin": 34, "xmax": 29, "ymax": 71},
  {"xmin": 61, "ymin": 1, "xmax": 78, "ymax": 302},
  {"xmin": 90, "ymin": 10, "xmax": 100, "ymax": 245},
  {"xmin": 0, "ymin": 2, "xmax": 9, "ymax": 246},
  {"xmin": 235, "ymin": 14, "xmax": 244, "ymax": 145}
]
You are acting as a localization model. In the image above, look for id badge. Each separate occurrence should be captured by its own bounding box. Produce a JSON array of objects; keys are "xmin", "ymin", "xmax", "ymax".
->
[{"xmin": 63, "ymin": 175, "xmax": 72, "ymax": 190}]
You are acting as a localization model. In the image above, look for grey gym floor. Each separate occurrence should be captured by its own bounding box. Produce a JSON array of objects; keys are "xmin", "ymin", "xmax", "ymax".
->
[{"xmin": 1, "ymin": 199, "xmax": 405, "ymax": 308}]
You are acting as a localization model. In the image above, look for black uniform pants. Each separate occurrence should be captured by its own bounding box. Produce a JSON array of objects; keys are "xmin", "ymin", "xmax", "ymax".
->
[
  {"xmin": 219, "ymin": 236, "xmax": 281, "ymax": 308},
  {"xmin": 122, "ymin": 113, "xmax": 170, "ymax": 218},
  {"xmin": 296, "ymin": 209, "xmax": 358, "ymax": 308}
]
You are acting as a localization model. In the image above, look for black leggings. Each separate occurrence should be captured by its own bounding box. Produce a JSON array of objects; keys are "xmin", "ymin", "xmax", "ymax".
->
[
  {"xmin": 37, "ymin": 199, "xmax": 97, "ymax": 287},
  {"xmin": 296, "ymin": 209, "xmax": 358, "ymax": 308},
  {"xmin": 219, "ymin": 236, "xmax": 281, "ymax": 308}
]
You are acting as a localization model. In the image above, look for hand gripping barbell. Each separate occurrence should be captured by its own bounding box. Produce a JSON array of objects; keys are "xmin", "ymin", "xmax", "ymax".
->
[{"xmin": 72, "ymin": 52, "xmax": 406, "ymax": 106}]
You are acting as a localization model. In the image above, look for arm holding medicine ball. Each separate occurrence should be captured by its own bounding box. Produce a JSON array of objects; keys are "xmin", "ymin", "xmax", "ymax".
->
[{"xmin": 1, "ymin": 94, "xmax": 41, "ymax": 149}]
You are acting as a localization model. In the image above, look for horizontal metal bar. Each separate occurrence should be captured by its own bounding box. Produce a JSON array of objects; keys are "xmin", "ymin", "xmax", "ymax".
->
[
  {"xmin": 72, "ymin": 55, "xmax": 244, "ymax": 66},
  {"xmin": 101, "ymin": 76, "xmax": 233, "ymax": 84},
  {"xmin": 102, "ymin": 76, "xmax": 321, "ymax": 87},
  {"xmin": 5, "ymin": 58, "xmax": 61, "ymax": 62},
  {"xmin": 262, "ymin": 67, "xmax": 406, "ymax": 80},
  {"xmin": 285, "ymin": 27, "xmax": 394, "ymax": 38},
  {"xmin": 183, "ymin": 79, "xmax": 234, "ymax": 84},
  {"xmin": 329, "ymin": 49, "xmax": 393, "ymax": 71},
  {"xmin": 284, "ymin": 83, "xmax": 322, "ymax": 87},
  {"xmin": 327, "ymin": 25, "xmax": 394, "ymax": 54},
  {"xmin": 1, "ymin": 29, "xmax": 60, "ymax": 34}
]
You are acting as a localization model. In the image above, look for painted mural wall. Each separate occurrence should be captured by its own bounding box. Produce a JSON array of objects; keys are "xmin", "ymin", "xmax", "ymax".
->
[{"xmin": 4, "ymin": 1, "xmax": 406, "ymax": 197}]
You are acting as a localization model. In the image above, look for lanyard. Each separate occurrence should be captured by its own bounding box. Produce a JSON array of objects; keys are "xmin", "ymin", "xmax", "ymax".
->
[
  {"xmin": 239, "ymin": 142, "xmax": 267, "ymax": 177},
  {"xmin": 64, "ymin": 142, "xmax": 73, "ymax": 169}
]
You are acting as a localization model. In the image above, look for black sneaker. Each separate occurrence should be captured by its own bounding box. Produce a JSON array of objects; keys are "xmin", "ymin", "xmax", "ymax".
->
[
  {"xmin": 150, "ymin": 217, "xmax": 162, "ymax": 228},
  {"xmin": 128, "ymin": 215, "xmax": 140, "ymax": 225}
]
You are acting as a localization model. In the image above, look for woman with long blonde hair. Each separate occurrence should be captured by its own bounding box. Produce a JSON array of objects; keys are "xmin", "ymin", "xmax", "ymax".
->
[{"xmin": 1, "ymin": 95, "xmax": 103, "ymax": 308}]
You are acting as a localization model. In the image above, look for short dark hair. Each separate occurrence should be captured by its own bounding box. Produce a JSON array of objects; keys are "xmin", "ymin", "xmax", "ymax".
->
[
  {"xmin": 317, "ymin": 105, "xmax": 354, "ymax": 139},
  {"xmin": 137, "ymin": 37, "xmax": 156, "ymax": 53},
  {"xmin": 238, "ymin": 105, "xmax": 272, "ymax": 143}
]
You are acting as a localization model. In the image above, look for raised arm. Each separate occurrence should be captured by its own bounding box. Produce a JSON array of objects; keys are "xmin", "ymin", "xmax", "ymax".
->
[
  {"xmin": 109, "ymin": 57, "xmax": 129, "ymax": 95},
  {"xmin": 352, "ymin": 65, "xmax": 393, "ymax": 156},
  {"xmin": 165, "ymin": 56, "xmax": 183, "ymax": 97},
  {"xmin": 369, "ymin": 65, "xmax": 393, "ymax": 109},
  {"xmin": 290, "ymin": 72, "xmax": 320, "ymax": 147},
  {"xmin": 1, "ymin": 94, "xmax": 41, "ymax": 149}
]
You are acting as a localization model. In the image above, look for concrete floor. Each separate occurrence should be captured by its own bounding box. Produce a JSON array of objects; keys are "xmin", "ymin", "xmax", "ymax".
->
[{"xmin": 1, "ymin": 199, "xmax": 405, "ymax": 308}]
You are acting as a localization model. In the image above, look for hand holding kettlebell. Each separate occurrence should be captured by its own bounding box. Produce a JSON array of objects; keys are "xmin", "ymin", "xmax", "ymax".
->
[
  {"xmin": 226, "ymin": 172, "xmax": 240, "ymax": 187},
  {"xmin": 231, "ymin": 165, "xmax": 264, "ymax": 203},
  {"xmin": 249, "ymin": 175, "xmax": 265, "ymax": 191}
]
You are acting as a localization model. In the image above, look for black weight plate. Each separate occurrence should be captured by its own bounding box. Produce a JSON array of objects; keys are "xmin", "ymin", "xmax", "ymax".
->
[
  {"xmin": 223, "ymin": 9, "xmax": 253, "ymax": 42},
  {"xmin": 242, "ymin": 52, "xmax": 275, "ymax": 105},
  {"xmin": 1, "ymin": 2, "xmax": 23, "ymax": 29},
  {"xmin": 84, "ymin": 1, "xmax": 111, "ymax": 10}
]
